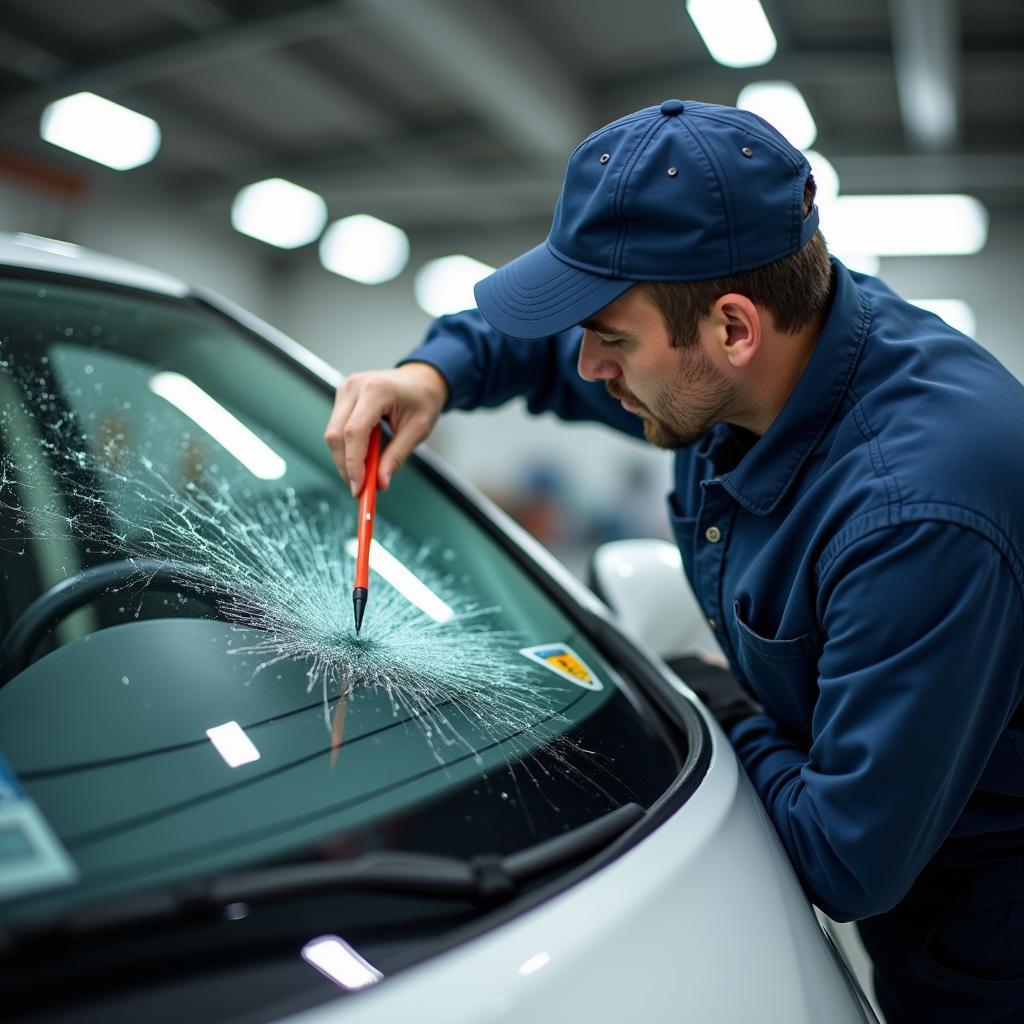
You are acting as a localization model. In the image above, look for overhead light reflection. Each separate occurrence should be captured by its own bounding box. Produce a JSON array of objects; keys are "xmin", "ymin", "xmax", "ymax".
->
[
  {"xmin": 206, "ymin": 721, "xmax": 261, "ymax": 767},
  {"xmin": 148, "ymin": 372, "xmax": 287, "ymax": 480},
  {"xmin": 657, "ymin": 546, "xmax": 682, "ymax": 569},
  {"xmin": 344, "ymin": 538, "xmax": 454, "ymax": 623},
  {"xmin": 14, "ymin": 233, "xmax": 82, "ymax": 258},
  {"xmin": 518, "ymin": 950, "xmax": 551, "ymax": 976},
  {"xmin": 302, "ymin": 935, "xmax": 383, "ymax": 990}
]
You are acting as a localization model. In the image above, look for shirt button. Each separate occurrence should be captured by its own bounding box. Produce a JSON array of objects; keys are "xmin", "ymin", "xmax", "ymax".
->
[
  {"xmin": 708, "ymin": 617, "xmax": 718, "ymax": 630},
  {"xmin": 705, "ymin": 525, "xmax": 722, "ymax": 543}
]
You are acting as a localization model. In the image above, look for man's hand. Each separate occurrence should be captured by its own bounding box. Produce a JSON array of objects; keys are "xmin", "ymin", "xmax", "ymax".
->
[{"xmin": 324, "ymin": 362, "xmax": 448, "ymax": 496}]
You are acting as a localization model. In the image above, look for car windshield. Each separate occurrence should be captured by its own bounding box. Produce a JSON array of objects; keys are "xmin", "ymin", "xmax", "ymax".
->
[{"xmin": 0, "ymin": 272, "xmax": 696, "ymax": 1021}]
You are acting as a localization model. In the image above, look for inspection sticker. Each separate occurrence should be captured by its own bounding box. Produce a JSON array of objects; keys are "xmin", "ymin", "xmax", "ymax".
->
[
  {"xmin": 519, "ymin": 643, "xmax": 603, "ymax": 691},
  {"xmin": 0, "ymin": 754, "xmax": 78, "ymax": 901}
]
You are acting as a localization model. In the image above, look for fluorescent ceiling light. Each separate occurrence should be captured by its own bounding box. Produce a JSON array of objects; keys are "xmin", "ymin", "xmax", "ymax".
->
[
  {"xmin": 686, "ymin": 0, "xmax": 776, "ymax": 68},
  {"xmin": 40, "ymin": 92, "xmax": 161, "ymax": 171},
  {"xmin": 414, "ymin": 254, "xmax": 494, "ymax": 318},
  {"xmin": 737, "ymin": 82, "xmax": 817, "ymax": 150},
  {"xmin": 205, "ymin": 721, "xmax": 261, "ymax": 767},
  {"xmin": 231, "ymin": 178, "xmax": 327, "ymax": 249},
  {"xmin": 803, "ymin": 151, "xmax": 839, "ymax": 211},
  {"xmin": 827, "ymin": 246, "xmax": 881, "ymax": 276},
  {"xmin": 344, "ymin": 538, "xmax": 454, "ymax": 623},
  {"xmin": 908, "ymin": 299, "xmax": 976, "ymax": 338},
  {"xmin": 319, "ymin": 214, "xmax": 409, "ymax": 284},
  {"xmin": 828, "ymin": 194, "xmax": 988, "ymax": 256},
  {"xmin": 302, "ymin": 935, "xmax": 383, "ymax": 990},
  {"xmin": 148, "ymin": 371, "xmax": 287, "ymax": 480}
]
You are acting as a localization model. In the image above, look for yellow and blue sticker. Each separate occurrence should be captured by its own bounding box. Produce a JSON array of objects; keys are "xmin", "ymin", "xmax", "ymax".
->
[{"xmin": 519, "ymin": 643, "xmax": 603, "ymax": 691}]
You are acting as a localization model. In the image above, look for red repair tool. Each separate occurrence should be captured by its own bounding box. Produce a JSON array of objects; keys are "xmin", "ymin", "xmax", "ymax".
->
[{"xmin": 352, "ymin": 423, "xmax": 381, "ymax": 635}]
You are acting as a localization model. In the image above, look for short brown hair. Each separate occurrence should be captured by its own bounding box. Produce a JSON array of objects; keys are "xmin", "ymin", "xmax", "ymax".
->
[{"xmin": 641, "ymin": 177, "xmax": 833, "ymax": 347}]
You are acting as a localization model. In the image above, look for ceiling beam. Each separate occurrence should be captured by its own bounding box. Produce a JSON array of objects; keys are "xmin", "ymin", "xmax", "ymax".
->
[
  {"xmin": 888, "ymin": 0, "xmax": 960, "ymax": 150},
  {"xmin": 351, "ymin": 0, "xmax": 589, "ymax": 168},
  {"xmin": 0, "ymin": 26, "xmax": 68, "ymax": 83},
  {"xmin": 834, "ymin": 152, "xmax": 1024, "ymax": 194},
  {"xmin": 145, "ymin": 0, "xmax": 232, "ymax": 33},
  {"xmin": 238, "ymin": 49, "xmax": 404, "ymax": 143},
  {"xmin": 0, "ymin": 0, "xmax": 355, "ymax": 119}
]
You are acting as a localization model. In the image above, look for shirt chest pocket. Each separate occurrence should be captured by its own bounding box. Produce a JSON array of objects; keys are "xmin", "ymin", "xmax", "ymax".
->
[{"xmin": 732, "ymin": 600, "xmax": 823, "ymax": 728}]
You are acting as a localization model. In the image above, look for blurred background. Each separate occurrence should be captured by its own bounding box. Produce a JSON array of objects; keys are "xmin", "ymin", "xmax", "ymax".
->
[{"xmin": 0, "ymin": 0, "xmax": 1020, "ymax": 577}]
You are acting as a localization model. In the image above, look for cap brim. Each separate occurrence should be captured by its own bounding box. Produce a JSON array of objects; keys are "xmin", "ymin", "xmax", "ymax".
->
[{"xmin": 474, "ymin": 242, "xmax": 634, "ymax": 339}]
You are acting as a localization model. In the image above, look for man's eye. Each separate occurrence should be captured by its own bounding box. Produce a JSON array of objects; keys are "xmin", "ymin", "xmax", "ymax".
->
[{"xmin": 598, "ymin": 337, "xmax": 622, "ymax": 349}]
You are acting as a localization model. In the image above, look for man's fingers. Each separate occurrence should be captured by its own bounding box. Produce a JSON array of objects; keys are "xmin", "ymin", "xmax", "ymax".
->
[
  {"xmin": 324, "ymin": 368, "xmax": 444, "ymax": 494},
  {"xmin": 324, "ymin": 388, "xmax": 357, "ymax": 483},
  {"xmin": 343, "ymin": 387, "xmax": 393, "ymax": 496},
  {"xmin": 378, "ymin": 416, "xmax": 428, "ymax": 490}
]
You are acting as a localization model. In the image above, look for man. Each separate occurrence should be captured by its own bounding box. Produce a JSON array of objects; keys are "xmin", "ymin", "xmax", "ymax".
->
[{"xmin": 326, "ymin": 100, "xmax": 1024, "ymax": 1022}]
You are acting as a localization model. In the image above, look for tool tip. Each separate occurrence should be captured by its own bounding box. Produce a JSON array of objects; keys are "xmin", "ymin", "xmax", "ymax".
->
[{"xmin": 353, "ymin": 587, "xmax": 367, "ymax": 636}]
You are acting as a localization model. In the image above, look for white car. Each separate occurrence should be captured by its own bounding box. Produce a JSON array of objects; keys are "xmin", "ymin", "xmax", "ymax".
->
[{"xmin": 0, "ymin": 233, "xmax": 877, "ymax": 1023}]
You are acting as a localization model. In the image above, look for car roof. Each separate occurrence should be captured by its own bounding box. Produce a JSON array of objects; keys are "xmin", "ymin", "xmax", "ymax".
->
[{"xmin": 0, "ymin": 231, "xmax": 188, "ymax": 298}]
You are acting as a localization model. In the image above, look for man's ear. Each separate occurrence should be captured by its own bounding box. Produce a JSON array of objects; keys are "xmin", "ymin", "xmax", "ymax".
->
[{"xmin": 713, "ymin": 293, "xmax": 761, "ymax": 369}]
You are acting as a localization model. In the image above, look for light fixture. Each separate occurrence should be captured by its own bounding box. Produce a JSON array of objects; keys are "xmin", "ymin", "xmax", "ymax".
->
[
  {"xmin": 230, "ymin": 178, "xmax": 327, "ymax": 250},
  {"xmin": 205, "ymin": 721, "xmax": 261, "ymax": 767},
  {"xmin": 343, "ymin": 538, "xmax": 454, "ymax": 623},
  {"xmin": 414, "ymin": 255, "xmax": 494, "ymax": 318},
  {"xmin": 827, "ymin": 194, "xmax": 988, "ymax": 256},
  {"xmin": 737, "ymin": 82, "xmax": 817, "ymax": 150},
  {"xmin": 40, "ymin": 92, "xmax": 161, "ymax": 171},
  {"xmin": 827, "ymin": 246, "xmax": 881, "ymax": 276},
  {"xmin": 319, "ymin": 214, "xmax": 409, "ymax": 284},
  {"xmin": 803, "ymin": 151, "xmax": 840, "ymax": 212},
  {"xmin": 302, "ymin": 935, "xmax": 383, "ymax": 990},
  {"xmin": 908, "ymin": 299, "xmax": 977, "ymax": 338},
  {"xmin": 148, "ymin": 372, "xmax": 287, "ymax": 480},
  {"xmin": 686, "ymin": 0, "xmax": 776, "ymax": 68}
]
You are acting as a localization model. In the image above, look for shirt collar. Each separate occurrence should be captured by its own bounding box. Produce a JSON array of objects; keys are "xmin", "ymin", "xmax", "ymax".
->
[{"xmin": 718, "ymin": 259, "xmax": 872, "ymax": 516}]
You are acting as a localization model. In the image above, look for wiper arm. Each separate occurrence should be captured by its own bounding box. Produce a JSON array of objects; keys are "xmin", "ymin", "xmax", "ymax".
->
[{"xmin": 3, "ymin": 802, "xmax": 644, "ymax": 947}]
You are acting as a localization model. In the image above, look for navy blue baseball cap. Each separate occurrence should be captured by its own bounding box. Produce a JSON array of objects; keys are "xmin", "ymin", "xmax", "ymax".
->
[{"xmin": 475, "ymin": 99, "xmax": 820, "ymax": 339}]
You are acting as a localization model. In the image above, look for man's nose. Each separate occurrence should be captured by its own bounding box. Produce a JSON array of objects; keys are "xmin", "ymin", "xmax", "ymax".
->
[{"xmin": 578, "ymin": 331, "xmax": 622, "ymax": 382}]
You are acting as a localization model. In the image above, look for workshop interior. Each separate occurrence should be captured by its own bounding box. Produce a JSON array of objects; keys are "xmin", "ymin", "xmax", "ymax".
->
[{"xmin": 0, "ymin": 3, "xmax": 1021, "ymax": 1024}]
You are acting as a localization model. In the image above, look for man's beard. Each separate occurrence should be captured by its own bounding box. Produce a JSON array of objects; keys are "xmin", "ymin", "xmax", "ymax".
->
[{"xmin": 607, "ymin": 348, "xmax": 736, "ymax": 450}]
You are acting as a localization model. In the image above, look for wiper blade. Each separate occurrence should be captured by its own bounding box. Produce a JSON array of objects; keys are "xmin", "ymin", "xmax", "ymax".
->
[{"xmin": 3, "ymin": 802, "xmax": 644, "ymax": 947}]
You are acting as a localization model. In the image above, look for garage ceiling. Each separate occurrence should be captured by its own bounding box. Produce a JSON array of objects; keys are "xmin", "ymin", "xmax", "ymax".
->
[{"xmin": 0, "ymin": 0, "xmax": 1022, "ymax": 231}]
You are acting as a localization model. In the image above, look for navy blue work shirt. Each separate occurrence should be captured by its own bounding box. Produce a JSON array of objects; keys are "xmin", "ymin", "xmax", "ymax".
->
[{"xmin": 402, "ymin": 259, "xmax": 1024, "ymax": 924}]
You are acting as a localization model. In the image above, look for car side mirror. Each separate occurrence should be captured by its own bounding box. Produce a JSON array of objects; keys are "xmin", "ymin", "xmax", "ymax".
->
[{"xmin": 589, "ymin": 538, "xmax": 722, "ymax": 663}]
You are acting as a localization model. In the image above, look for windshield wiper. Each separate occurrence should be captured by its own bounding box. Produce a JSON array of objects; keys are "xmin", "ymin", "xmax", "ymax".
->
[{"xmin": 3, "ymin": 802, "xmax": 644, "ymax": 948}]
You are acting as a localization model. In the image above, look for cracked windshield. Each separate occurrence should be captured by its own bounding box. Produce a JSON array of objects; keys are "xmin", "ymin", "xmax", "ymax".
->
[{"xmin": 0, "ymin": 276, "xmax": 683, "ymax": 961}]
